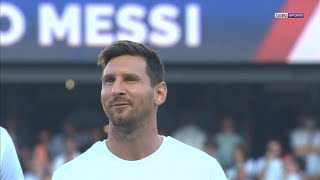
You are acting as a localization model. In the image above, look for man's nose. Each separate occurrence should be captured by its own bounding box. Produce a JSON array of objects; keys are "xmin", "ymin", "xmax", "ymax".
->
[{"xmin": 111, "ymin": 80, "xmax": 126, "ymax": 95}]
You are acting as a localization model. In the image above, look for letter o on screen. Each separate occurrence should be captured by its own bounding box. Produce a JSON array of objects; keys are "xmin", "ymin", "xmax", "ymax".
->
[{"xmin": 0, "ymin": 2, "xmax": 26, "ymax": 46}]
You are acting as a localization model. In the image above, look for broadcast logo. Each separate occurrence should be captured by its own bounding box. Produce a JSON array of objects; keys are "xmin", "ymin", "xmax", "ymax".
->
[{"xmin": 275, "ymin": 13, "xmax": 304, "ymax": 18}]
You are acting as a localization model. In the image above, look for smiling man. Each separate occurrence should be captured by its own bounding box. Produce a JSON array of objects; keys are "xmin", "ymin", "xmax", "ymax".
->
[{"xmin": 52, "ymin": 40, "xmax": 226, "ymax": 180}]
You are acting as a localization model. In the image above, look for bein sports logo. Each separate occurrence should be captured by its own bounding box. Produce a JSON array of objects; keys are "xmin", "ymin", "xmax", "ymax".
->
[{"xmin": 275, "ymin": 13, "xmax": 304, "ymax": 18}]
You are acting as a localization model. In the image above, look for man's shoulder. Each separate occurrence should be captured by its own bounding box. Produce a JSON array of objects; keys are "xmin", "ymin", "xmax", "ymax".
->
[
  {"xmin": 166, "ymin": 136, "xmax": 217, "ymax": 163},
  {"xmin": 0, "ymin": 127, "xmax": 10, "ymax": 147},
  {"xmin": 167, "ymin": 136, "xmax": 206, "ymax": 153},
  {"xmin": 52, "ymin": 141, "xmax": 105, "ymax": 178},
  {"xmin": 165, "ymin": 136, "xmax": 226, "ymax": 179}
]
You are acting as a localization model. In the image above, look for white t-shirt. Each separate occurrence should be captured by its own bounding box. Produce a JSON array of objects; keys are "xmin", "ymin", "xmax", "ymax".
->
[
  {"xmin": 306, "ymin": 152, "xmax": 320, "ymax": 177},
  {"xmin": 226, "ymin": 159, "xmax": 255, "ymax": 180},
  {"xmin": 290, "ymin": 128, "xmax": 313, "ymax": 148},
  {"xmin": 312, "ymin": 130, "xmax": 320, "ymax": 147},
  {"xmin": 52, "ymin": 136, "xmax": 226, "ymax": 180},
  {"xmin": 254, "ymin": 157, "xmax": 284, "ymax": 180},
  {"xmin": 0, "ymin": 126, "xmax": 24, "ymax": 180},
  {"xmin": 283, "ymin": 173, "xmax": 302, "ymax": 180}
]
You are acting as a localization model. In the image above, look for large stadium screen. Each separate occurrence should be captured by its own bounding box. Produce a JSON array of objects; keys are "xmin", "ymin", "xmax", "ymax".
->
[{"xmin": 1, "ymin": 0, "xmax": 319, "ymax": 64}]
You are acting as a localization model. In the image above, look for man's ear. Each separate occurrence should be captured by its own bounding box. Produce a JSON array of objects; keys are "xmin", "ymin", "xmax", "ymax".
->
[{"xmin": 154, "ymin": 81, "xmax": 167, "ymax": 105}]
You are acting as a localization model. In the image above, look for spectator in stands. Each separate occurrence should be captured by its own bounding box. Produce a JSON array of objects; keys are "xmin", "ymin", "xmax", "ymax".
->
[
  {"xmin": 172, "ymin": 111, "xmax": 207, "ymax": 150},
  {"xmin": 290, "ymin": 113, "xmax": 316, "ymax": 157},
  {"xmin": 312, "ymin": 127, "xmax": 320, "ymax": 154},
  {"xmin": 305, "ymin": 150, "xmax": 320, "ymax": 179},
  {"xmin": 35, "ymin": 129, "xmax": 53, "ymax": 158},
  {"xmin": 282, "ymin": 154, "xmax": 305, "ymax": 180},
  {"xmin": 226, "ymin": 144, "xmax": 255, "ymax": 180},
  {"xmin": 3, "ymin": 115, "xmax": 27, "ymax": 149},
  {"xmin": 52, "ymin": 136, "xmax": 80, "ymax": 171},
  {"xmin": 24, "ymin": 141, "xmax": 52, "ymax": 180},
  {"xmin": 50, "ymin": 121, "xmax": 81, "ymax": 158},
  {"xmin": 254, "ymin": 139, "xmax": 284, "ymax": 180},
  {"xmin": 202, "ymin": 138, "xmax": 218, "ymax": 158},
  {"xmin": 213, "ymin": 116, "xmax": 243, "ymax": 168},
  {"xmin": 306, "ymin": 121, "xmax": 320, "ymax": 179},
  {"xmin": 79, "ymin": 127, "xmax": 104, "ymax": 153},
  {"xmin": 291, "ymin": 113, "xmax": 320, "ymax": 179},
  {"xmin": 18, "ymin": 146, "xmax": 32, "ymax": 173}
]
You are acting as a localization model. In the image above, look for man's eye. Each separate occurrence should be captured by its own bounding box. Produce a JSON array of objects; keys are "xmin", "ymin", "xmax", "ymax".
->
[
  {"xmin": 125, "ymin": 77, "xmax": 137, "ymax": 82},
  {"xmin": 104, "ymin": 78, "xmax": 115, "ymax": 83}
]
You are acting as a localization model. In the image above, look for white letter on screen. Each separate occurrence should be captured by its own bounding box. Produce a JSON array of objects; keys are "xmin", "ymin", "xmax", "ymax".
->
[
  {"xmin": 85, "ymin": 4, "xmax": 114, "ymax": 47},
  {"xmin": 0, "ymin": 2, "xmax": 26, "ymax": 46},
  {"xmin": 116, "ymin": 4, "xmax": 147, "ymax": 43},
  {"xmin": 39, "ymin": 3, "xmax": 81, "ymax": 47},
  {"xmin": 186, "ymin": 3, "xmax": 201, "ymax": 47},
  {"xmin": 149, "ymin": 4, "xmax": 181, "ymax": 47}
]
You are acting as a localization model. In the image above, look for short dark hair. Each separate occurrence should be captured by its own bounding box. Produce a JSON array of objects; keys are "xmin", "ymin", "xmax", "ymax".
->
[{"xmin": 97, "ymin": 40, "xmax": 165, "ymax": 86}]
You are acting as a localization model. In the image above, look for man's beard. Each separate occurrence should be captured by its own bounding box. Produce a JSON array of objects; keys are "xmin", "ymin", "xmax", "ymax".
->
[
  {"xmin": 107, "ymin": 104, "xmax": 152, "ymax": 133},
  {"xmin": 109, "ymin": 108, "xmax": 137, "ymax": 128}
]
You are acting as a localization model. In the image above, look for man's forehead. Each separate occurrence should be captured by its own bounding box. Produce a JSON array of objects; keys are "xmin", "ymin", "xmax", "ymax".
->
[{"xmin": 102, "ymin": 55, "xmax": 147, "ymax": 75}]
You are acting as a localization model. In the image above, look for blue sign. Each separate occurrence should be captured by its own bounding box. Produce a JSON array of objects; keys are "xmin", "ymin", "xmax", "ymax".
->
[{"xmin": 1, "ymin": 0, "xmax": 319, "ymax": 63}]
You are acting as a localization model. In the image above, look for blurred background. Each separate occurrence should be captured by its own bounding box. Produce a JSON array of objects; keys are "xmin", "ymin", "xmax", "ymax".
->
[{"xmin": 1, "ymin": 0, "xmax": 320, "ymax": 180}]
